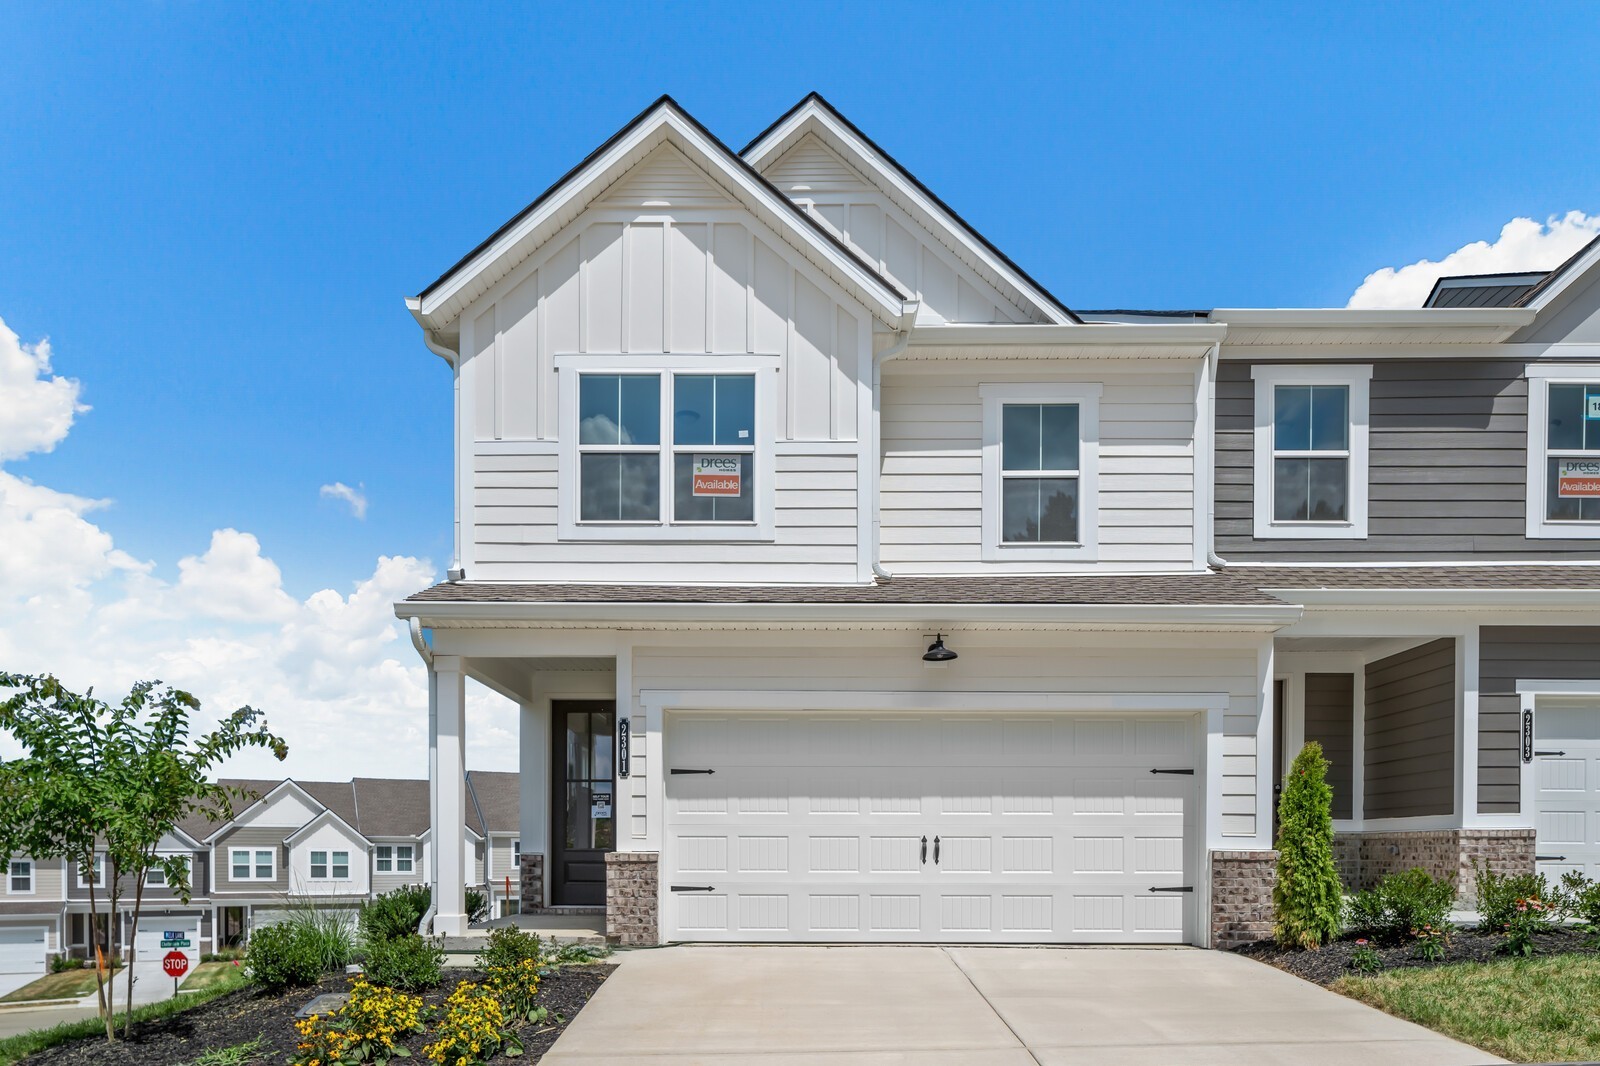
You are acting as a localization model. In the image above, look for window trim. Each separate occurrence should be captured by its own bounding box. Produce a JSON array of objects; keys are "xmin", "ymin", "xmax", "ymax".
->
[
  {"xmin": 77, "ymin": 854, "xmax": 105, "ymax": 890},
  {"xmin": 8, "ymin": 859, "xmax": 33, "ymax": 896},
  {"xmin": 229, "ymin": 847, "xmax": 275, "ymax": 882},
  {"xmin": 1251, "ymin": 364, "xmax": 1371, "ymax": 539},
  {"xmin": 1525, "ymin": 363, "xmax": 1600, "ymax": 539},
  {"xmin": 145, "ymin": 855, "xmax": 191, "ymax": 889},
  {"xmin": 556, "ymin": 354, "xmax": 777, "ymax": 542},
  {"xmin": 979, "ymin": 383, "xmax": 1101, "ymax": 562},
  {"xmin": 309, "ymin": 850, "xmax": 328, "ymax": 880}
]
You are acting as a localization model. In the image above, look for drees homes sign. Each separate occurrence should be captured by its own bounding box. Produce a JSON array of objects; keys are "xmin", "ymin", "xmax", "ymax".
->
[
  {"xmin": 1557, "ymin": 458, "xmax": 1600, "ymax": 499},
  {"xmin": 691, "ymin": 455, "xmax": 742, "ymax": 497}
]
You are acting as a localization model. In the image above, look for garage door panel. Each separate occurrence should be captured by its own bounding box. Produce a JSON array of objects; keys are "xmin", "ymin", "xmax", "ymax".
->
[
  {"xmin": 1534, "ymin": 706, "xmax": 1600, "ymax": 883},
  {"xmin": 666, "ymin": 711, "xmax": 1196, "ymax": 944}
]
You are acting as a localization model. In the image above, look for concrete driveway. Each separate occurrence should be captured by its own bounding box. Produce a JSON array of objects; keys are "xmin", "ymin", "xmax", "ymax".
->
[{"xmin": 542, "ymin": 946, "xmax": 1504, "ymax": 1066}]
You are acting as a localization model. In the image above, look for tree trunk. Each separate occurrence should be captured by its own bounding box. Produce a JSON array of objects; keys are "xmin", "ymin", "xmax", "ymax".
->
[
  {"xmin": 123, "ymin": 859, "xmax": 147, "ymax": 1038},
  {"xmin": 85, "ymin": 866, "xmax": 114, "ymax": 1042}
]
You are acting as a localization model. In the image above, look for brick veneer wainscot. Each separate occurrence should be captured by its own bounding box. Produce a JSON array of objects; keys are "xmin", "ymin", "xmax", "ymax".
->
[
  {"xmin": 519, "ymin": 853, "xmax": 544, "ymax": 911},
  {"xmin": 605, "ymin": 851, "xmax": 659, "ymax": 946},
  {"xmin": 1210, "ymin": 850, "xmax": 1276, "ymax": 949},
  {"xmin": 1332, "ymin": 829, "xmax": 1535, "ymax": 901}
]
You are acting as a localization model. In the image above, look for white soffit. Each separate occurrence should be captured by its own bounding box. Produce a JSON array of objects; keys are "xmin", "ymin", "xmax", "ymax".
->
[{"xmin": 1212, "ymin": 308, "xmax": 1535, "ymax": 349}]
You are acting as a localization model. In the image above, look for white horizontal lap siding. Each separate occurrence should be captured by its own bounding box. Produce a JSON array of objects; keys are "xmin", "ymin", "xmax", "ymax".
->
[
  {"xmin": 627, "ymin": 637, "xmax": 1260, "ymax": 845},
  {"xmin": 469, "ymin": 443, "xmax": 858, "ymax": 582},
  {"xmin": 879, "ymin": 371, "xmax": 1196, "ymax": 572}
]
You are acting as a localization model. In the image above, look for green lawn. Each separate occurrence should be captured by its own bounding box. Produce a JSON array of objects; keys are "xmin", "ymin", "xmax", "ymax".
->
[
  {"xmin": 1334, "ymin": 953, "xmax": 1600, "ymax": 1063},
  {"xmin": 179, "ymin": 961, "xmax": 247, "ymax": 993},
  {"xmin": 0, "ymin": 966, "xmax": 122, "ymax": 1004}
]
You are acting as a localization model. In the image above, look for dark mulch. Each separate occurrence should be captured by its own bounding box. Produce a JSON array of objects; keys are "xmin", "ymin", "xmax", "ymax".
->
[
  {"xmin": 25, "ymin": 964, "xmax": 614, "ymax": 1065},
  {"xmin": 1237, "ymin": 927, "xmax": 1600, "ymax": 986}
]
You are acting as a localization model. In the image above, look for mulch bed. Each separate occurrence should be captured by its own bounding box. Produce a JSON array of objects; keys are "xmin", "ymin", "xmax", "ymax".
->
[
  {"xmin": 25, "ymin": 964, "xmax": 614, "ymax": 1065},
  {"xmin": 1237, "ymin": 928, "xmax": 1600, "ymax": 986}
]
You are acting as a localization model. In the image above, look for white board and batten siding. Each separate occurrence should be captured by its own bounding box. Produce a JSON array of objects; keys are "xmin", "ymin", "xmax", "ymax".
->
[
  {"xmin": 879, "ymin": 363, "xmax": 1198, "ymax": 572},
  {"xmin": 762, "ymin": 133, "xmax": 1034, "ymax": 326},
  {"xmin": 458, "ymin": 144, "xmax": 872, "ymax": 584}
]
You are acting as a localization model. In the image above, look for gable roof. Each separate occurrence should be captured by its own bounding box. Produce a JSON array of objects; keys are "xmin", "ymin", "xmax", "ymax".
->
[
  {"xmin": 411, "ymin": 95, "xmax": 910, "ymax": 336},
  {"xmin": 352, "ymin": 777, "xmax": 431, "ymax": 839},
  {"xmin": 1514, "ymin": 230, "xmax": 1600, "ymax": 310},
  {"xmin": 202, "ymin": 778, "xmax": 328, "ymax": 843},
  {"xmin": 465, "ymin": 771, "xmax": 519, "ymax": 835},
  {"xmin": 284, "ymin": 805, "xmax": 369, "ymax": 847},
  {"xmin": 742, "ymin": 93, "xmax": 1081, "ymax": 326}
]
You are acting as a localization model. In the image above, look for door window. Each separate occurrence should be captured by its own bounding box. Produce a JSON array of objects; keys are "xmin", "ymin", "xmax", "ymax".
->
[{"xmin": 563, "ymin": 711, "xmax": 615, "ymax": 852}]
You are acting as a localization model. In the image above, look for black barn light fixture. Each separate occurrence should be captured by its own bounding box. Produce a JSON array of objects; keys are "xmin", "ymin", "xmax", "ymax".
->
[{"xmin": 922, "ymin": 634, "xmax": 957, "ymax": 663}]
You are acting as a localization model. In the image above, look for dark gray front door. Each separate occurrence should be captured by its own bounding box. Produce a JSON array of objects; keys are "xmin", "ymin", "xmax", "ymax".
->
[{"xmin": 551, "ymin": 701, "xmax": 616, "ymax": 906}]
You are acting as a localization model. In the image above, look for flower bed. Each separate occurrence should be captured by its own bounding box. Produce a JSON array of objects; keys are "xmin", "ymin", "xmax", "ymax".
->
[
  {"xmin": 18, "ymin": 965, "xmax": 613, "ymax": 1066},
  {"xmin": 1237, "ymin": 927, "xmax": 1600, "ymax": 986}
]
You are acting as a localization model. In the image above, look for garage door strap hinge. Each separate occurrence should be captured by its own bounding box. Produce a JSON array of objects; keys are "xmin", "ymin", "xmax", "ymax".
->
[
  {"xmin": 670, "ymin": 885, "xmax": 716, "ymax": 892},
  {"xmin": 1149, "ymin": 768, "xmax": 1194, "ymax": 775},
  {"xmin": 1148, "ymin": 886, "xmax": 1194, "ymax": 893},
  {"xmin": 669, "ymin": 768, "xmax": 716, "ymax": 775},
  {"xmin": 1535, "ymin": 750, "xmax": 1566, "ymax": 757}
]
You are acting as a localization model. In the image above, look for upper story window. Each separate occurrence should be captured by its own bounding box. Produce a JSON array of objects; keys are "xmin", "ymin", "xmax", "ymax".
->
[
  {"xmin": 146, "ymin": 857, "xmax": 190, "ymax": 888},
  {"xmin": 1251, "ymin": 365, "xmax": 1371, "ymax": 539},
  {"xmin": 375, "ymin": 844, "xmax": 414, "ymax": 874},
  {"xmin": 77, "ymin": 854, "xmax": 105, "ymax": 889},
  {"xmin": 9, "ymin": 860, "xmax": 32, "ymax": 894},
  {"xmin": 559, "ymin": 359, "xmax": 774, "ymax": 541},
  {"xmin": 980, "ymin": 384, "xmax": 1101, "ymax": 561},
  {"xmin": 1526, "ymin": 365, "xmax": 1600, "ymax": 538},
  {"xmin": 230, "ymin": 848, "xmax": 274, "ymax": 882},
  {"xmin": 309, "ymin": 850, "xmax": 349, "ymax": 880}
]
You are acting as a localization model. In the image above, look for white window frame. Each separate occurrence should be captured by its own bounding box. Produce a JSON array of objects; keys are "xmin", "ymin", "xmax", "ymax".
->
[
  {"xmin": 394, "ymin": 844, "xmax": 414, "ymax": 874},
  {"xmin": 980, "ymin": 383, "xmax": 1101, "ymax": 562},
  {"xmin": 309, "ymin": 850, "xmax": 328, "ymax": 880},
  {"xmin": 1525, "ymin": 364, "xmax": 1600, "ymax": 539},
  {"xmin": 1251, "ymin": 364, "xmax": 1371, "ymax": 539},
  {"xmin": 229, "ymin": 847, "xmax": 275, "ymax": 882},
  {"xmin": 556, "ymin": 355, "xmax": 778, "ymax": 542},
  {"xmin": 375, "ymin": 845, "xmax": 392, "ymax": 873},
  {"xmin": 511, "ymin": 840, "xmax": 521, "ymax": 868},
  {"xmin": 8, "ymin": 859, "xmax": 33, "ymax": 895},
  {"xmin": 77, "ymin": 854, "xmax": 105, "ymax": 889},
  {"xmin": 331, "ymin": 851, "xmax": 349, "ymax": 879},
  {"xmin": 145, "ymin": 855, "xmax": 191, "ymax": 888}
]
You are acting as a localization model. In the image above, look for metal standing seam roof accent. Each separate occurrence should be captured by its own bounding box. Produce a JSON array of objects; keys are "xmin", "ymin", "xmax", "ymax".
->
[
  {"xmin": 743, "ymin": 92, "xmax": 1082, "ymax": 325},
  {"xmin": 416, "ymin": 94, "xmax": 909, "ymax": 309}
]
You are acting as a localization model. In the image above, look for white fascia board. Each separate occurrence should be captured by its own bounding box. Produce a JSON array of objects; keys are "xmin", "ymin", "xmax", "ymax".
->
[
  {"xmin": 1522, "ymin": 238, "xmax": 1600, "ymax": 312},
  {"xmin": 1258, "ymin": 587, "xmax": 1600, "ymax": 610},
  {"xmin": 202, "ymin": 779, "xmax": 323, "ymax": 844},
  {"xmin": 743, "ymin": 101, "xmax": 1074, "ymax": 325},
  {"xmin": 284, "ymin": 808, "xmax": 370, "ymax": 848},
  {"xmin": 394, "ymin": 599, "xmax": 1303, "ymax": 629},
  {"xmin": 415, "ymin": 105, "xmax": 906, "ymax": 332},
  {"xmin": 1210, "ymin": 308, "xmax": 1536, "ymax": 329},
  {"xmin": 908, "ymin": 323, "xmax": 1226, "ymax": 351}
]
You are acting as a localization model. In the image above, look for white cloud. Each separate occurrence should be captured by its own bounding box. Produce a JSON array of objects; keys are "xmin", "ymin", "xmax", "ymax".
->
[
  {"xmin": 320, "ymin": 481, "xmax": 368, "ymax": 520},
  {"xmin": 1348, "ymin": 211, "xmax": 1600, "ymax": 309},
  {"xmin": 0, "ymin": 316, "xmax": 516, "ymax": 781}
]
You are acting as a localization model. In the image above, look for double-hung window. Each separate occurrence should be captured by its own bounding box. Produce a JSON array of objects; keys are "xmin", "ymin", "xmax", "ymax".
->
[
  {"xmin": 230, "ymin": 848, "xmax": 274, "ymax": 881},
  {"xmin": 78, "ymin": 855, "xmax": 105, "ymax": 889},
  {"xmin": 980, "ymin": 384, "xmax": 1101, "ymax": 561},
  {"xmin": 562, "ymin": 364, "xmax": 770, "ymax": 539},
  {"xmin": 308, "ymin": 850, "xmax": 350, "ymax": 880},
  {"xmin": 8, "ymin": 860, "xmax": 31, "ymax": 894},
  {"xmin": 375, "ymin": 844, "xmax": 415, "ymax": 874},
  {"xmin": 146, "ymin": 857, "xmax": 188, "ymax": 888},
  {"xmin": 1251, "ymin": 365, "xmax": 1370, "ymax": 538},
  {"xmin": 1526, "ymin": 365, "xmax": 1600, "ymax": 537}
]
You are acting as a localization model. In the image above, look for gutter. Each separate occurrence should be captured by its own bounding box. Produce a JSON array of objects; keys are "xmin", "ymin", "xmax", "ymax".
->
[
  {"xmin": 908, "ymin": 322, "xmax": 1227, "ymax": 349},
  {"xmin": 869, "ymin": 302, "xmax": 921, "ymax": 582}
]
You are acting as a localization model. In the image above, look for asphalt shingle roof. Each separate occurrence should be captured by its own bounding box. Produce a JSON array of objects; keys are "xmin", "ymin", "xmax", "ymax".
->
[
  {"xmin": 1241, "ymin": 565, "xmax": 1600, "ymax": 590},
  {"xmin": 466, "ymin": 771, "xmax": 520, "ymax": 835}
]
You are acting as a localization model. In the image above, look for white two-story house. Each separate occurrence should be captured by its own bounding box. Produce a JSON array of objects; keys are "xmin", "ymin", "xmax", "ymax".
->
[{"xmin": 398, "ymin": 94, "xmax": 1600, "ymax": 948}]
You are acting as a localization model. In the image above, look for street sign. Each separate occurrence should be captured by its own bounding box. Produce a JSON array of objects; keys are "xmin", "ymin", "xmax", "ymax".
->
[
  {"xmin": 160, "ymin": 938, "xmax": 191, "ymax": 948},
  {"xmin": 162, "ymin": 951, "xmax": 190, "ymax": 979}
]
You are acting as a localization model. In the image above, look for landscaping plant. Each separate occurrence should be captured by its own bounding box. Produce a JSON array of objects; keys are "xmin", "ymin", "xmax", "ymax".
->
[
  {"xmin": 361, "ymin": 933, "xmax": 445, "ymax": 992},
  {"xmin": 360, "ymin": 885, "xmax": 433, "ymax": 944},
  {"xmin": 282, "ymin": 904, "xmax": 357, "ymax": 974},
  {"xmin": 465, "ymin": 886, "xmax": 489, "ymax": 924},
  {"xmin": 424, "ymin": 981, "xmax": 522, "ymax": 1065},
  {"xmin": 1345, "ymin": 868, "xmax": 1456, "ymax": 943},
  {"xmin": 0, "ymin": 673, "xmax": 285, "ymax": 1041},
  {"xmin": 1348, "ymin": 939, "xmax": 1384, "ymax": 974},
  {"xmin": 1272, "ymin": 741, "xmax": 1345, "ymax": 949},
  {"xmin": 290, "ymin": 978, "xmax": 425, "ymax": 1066},
  {"xmin": 476, "ymin": 926, "xmax": 543, "ymax": 973},
  {"xmin": 1474, "ymin": 862, "xmax": 1567, "ymax": 954},
  {"xmin": 244, "ymin": 923, "xmax": 325, "ymax": 993},
  {"xmin": 1410, "ymin": 923, "xmax": 1449, "ymax": 961},
  {"xmin": 1560, "ymin": 870, "xmax": 1600, "ymax": 942}
]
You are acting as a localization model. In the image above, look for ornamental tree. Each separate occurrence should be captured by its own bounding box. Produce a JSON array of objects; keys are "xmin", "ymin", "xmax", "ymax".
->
[
  {"xmin": 1273, "ymin": 741, "xmax": 1344, "ymax": 950},
  {"xmin": 0, "ymin": 674, "xmax": 286, "ymax": 1041}
]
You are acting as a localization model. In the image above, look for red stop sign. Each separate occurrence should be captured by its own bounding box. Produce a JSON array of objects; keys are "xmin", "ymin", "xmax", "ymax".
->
[{"xmin": 162, "ymin": 951, "xmax": 189, "ymax": 978}]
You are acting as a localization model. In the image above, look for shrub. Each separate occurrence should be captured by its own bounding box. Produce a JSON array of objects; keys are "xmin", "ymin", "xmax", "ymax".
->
[
  {"xmin": 245, "ymin": 923, "xmax": 323, "ymax": 993},
  {"xmin": 465, "ymin": 886, "xmax": 489, "ymax": 925},
  {"xmin": 360, "ymin": 934, "xmax": 444, "ymax": 992},
  {"xmin": 476, "ymin": 926, "xmax": 542, "ymax": 974},
  {"xmin": 1345, "ymin": 868, "xmax": 1456, "ymax": 943},
  {"xmin": 282, "ymin": 906, "xmax": 356, "ymax": 973},
  {"xmin": 290, "ymin": 977, "xmax": 425, "ymax": 1066},
  {"xmin": 423, "ymin": 981, "xmax": 521, "ymax": 1065},
  {"xmin": 201, "ymin": 948, "xmax": 245, "ymax": 963},
  {"xmin": 1474, "ymin": 862, "xmax": 1567, "ymax": 955},
  {"xmin": 1561, "ymin": 870, "xmax": 1600, "ymax": 937},
  {"xmin": 1273, "ymin": 742, "xmax": 1344, "ymax": 949},
  {"xmin": 49, "ymin": 956, "xmax": 84, "ymax": 973},
  {"xmin": 360, "ymin": 885, "xmax": 432, "ymax": 945}
]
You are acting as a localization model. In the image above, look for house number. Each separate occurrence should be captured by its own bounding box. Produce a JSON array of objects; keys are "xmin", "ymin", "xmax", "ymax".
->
[
  {"xmin": 1522, "ymin": 709, "xmax": 1534, "ymax": 764},
  {"xmin": 618, "ymin": 719, "xmax": 630, "ymax": 778}
]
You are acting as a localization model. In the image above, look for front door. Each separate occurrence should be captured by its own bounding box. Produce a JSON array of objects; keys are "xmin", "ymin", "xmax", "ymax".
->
[{"xmin": 551, "ymin": 701, "xmax": 616, "ymax": 906}]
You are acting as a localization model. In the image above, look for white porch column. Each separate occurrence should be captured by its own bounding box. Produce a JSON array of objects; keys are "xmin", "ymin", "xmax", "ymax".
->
[
  {"xmin": 519, "ymin": 699, "xmax": 549, "ymax": 904},
  {"xmin": 431, "ymin": 655, "xmax": 469, "ymax": 936}
]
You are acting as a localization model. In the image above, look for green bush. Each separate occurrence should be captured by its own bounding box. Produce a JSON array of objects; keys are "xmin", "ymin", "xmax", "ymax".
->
[
  {"xmin": 360, "ymin": 934, "xmax": 444, "ymax": 992},
  {"xmin": 1560, "ymin": 870, "xmax": 1600, "ymax": 935},
  {"xmin": 360, "ymin": 885, "xmax": 432, "ymax": 945},
  {"xmin": 1474, "ymin": 863, "xmax": 1564, "ymax": 933},
  {"xmin": 476, "ymin": 926, "xmax": 543, "ymax": 973},
  {"xmin": 1273, "ymin": 741, "xmax": 1344, "ymax": 950},
  {"xmin": 244, "ymin": 923, "xmax": 324, "ymax": 992},
  {"xmin": 1345, "ymin": 868, "xmax": 1456, "ymax": 943},
  {"xmin": 49, "ymin": 955, "xmax": 84, "ymax": 973},
  {"xmin": 466, "ymin": 886, "xmax": 489, "ymax": 924},
  {"xmin": 281, "ymin": 906, "xmax": 355, "ymax": 973}
]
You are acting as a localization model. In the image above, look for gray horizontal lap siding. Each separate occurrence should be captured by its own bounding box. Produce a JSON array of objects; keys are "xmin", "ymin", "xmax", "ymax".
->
[
  {"xmin": 1365, "ymin": 639, "xmax": 1457, "ymax": 819},
  {"xmin": 213, "ymin": 826, "xmax": 289, "ymax": 894},
  {"xmin": 1216, "ymin": 360, "xmax": 1600, "ymax": 559},
  {"xmin": 1479, "ymin": 626, "xmax": 1600, "ymax": 814},
  {"xmin": 1304, "ymin": 673, "xmax": 1355, "ymax": 820}
]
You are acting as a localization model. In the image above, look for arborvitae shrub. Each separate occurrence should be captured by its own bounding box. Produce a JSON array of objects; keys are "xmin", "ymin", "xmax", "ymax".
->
[{"xmin": 1273, "ymin": 741, "xmax": 1344, "ymax": 949}]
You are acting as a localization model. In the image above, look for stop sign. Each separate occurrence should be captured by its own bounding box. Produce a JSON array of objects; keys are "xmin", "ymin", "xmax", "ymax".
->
[{"xmin": 162, "ymin": 951, "xmax": 189, "ymax": 979}]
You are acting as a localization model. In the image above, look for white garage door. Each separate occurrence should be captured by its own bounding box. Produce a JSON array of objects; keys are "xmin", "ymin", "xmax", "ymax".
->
[
  {"xmin": 134, "ymin": 920, "xmax": 198, "ymax": 962},
  {"xmin": 1534, "ymin": 703, "xmax": 1600, "ymax": 881},
  {"xmin": 0, "ymin": 928, "xmax": 47, "ymax": 974},
  {"xmin": 664, "ymin": 712, "xmax": 1196, "ymax": 943}
]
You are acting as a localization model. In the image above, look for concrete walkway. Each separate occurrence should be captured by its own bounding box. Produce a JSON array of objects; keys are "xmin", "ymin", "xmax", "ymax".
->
[{"xmin": 540, "ymin": 945, "xmax": 1505, "ymax": 1066}]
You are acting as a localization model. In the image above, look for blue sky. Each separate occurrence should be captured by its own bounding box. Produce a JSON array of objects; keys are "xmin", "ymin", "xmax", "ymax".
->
[{"xmin": 1, "ymin": 3, "xmax": 1597, "ymax": 777}]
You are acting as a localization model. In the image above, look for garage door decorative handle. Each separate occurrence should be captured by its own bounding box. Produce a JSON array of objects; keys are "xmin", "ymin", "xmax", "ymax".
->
[
  {"xmin": 1535, "ymin": 751, "xmax": 1567, "ymax": 757},
  {"xmin": 1148, "ymin": 886, "xmax": 1194, "ymax": 893},
  {"xmin": 1149, "ymin": 768, "xmax": 1194, "ymax": 775},
  {"xmin": 933, "ymin": 836, "xmax": 941, "ymax": 865},
  {"xmin": 920, "ymin": 836, "xmax": 928, "ymax": 864},
  {"xmin": 670, "ymin": 885, "xmax": 716, "ymax": 892},
  {"xmin": 670, "ymin": 768, "xmax": 716, "ymax": 775}
]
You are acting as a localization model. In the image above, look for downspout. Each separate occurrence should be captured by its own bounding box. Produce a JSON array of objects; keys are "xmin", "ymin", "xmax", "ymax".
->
[
  {"xmin": 409, "ymin": 618, "xmax": 439, "ymax": 936},
  {"xmin": 413, "ymin": 313, "xmax": 465, "ymax": 582},
  {"xmin": 1202, "ymin": 342, "xmax": 1229, "ymax": 569},
  {"xmin": 870, "ymin": 301, "xmax": 921, "ymax": 583}
]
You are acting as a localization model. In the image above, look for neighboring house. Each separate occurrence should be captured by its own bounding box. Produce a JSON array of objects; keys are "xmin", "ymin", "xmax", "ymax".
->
[
  {"xmin": 397, "ymin": 93, "xmax": 1600, "ymax": 949},
  {"xmin": 467, "ymin": 771, "xmax": 525, "ymax": 918},
  {"xmin": 0, "ymin": 856, "xmax": 66, "ymax": 976}
]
